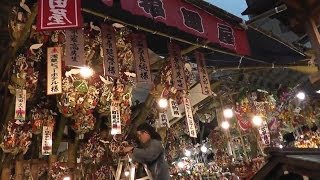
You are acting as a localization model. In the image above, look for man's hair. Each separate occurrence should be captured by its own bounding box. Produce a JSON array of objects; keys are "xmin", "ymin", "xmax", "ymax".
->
[{"xmin": 137, "ymin": 123, "xmax": 162, "ymax": 141}]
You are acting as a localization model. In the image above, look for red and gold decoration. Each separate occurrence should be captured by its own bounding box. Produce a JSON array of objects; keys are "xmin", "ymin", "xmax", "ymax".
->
[{"xmin": 0, "ymin": 119, "xmax": 32, "ymax": 155}]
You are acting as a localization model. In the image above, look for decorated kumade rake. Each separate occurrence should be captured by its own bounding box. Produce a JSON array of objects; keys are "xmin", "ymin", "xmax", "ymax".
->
[{"xmin": 115, "ymin": 155, "xmax": 153, "ymax": 180}]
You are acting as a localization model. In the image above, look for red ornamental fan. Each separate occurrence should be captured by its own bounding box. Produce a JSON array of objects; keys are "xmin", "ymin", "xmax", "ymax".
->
[{"xmin": 31, "ymin": 119, "xmax": 42, "ymax": 134}]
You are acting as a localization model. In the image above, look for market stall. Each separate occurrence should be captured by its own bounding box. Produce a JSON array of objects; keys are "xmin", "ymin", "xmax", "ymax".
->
[{"xmin": 0, "ymin": 0, "xmax": 318, "ymax": 180}]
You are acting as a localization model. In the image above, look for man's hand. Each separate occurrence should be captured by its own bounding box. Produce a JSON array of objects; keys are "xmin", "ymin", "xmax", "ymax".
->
[{"xmin": 123, "ymin": 146, "xmax": 134, "ymax": 153}]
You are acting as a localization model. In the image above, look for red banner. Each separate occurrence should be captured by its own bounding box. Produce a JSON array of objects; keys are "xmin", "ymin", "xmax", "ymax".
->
[
  {"xmin": 37, "ymin": 0, "xmax": 82, "ymax": 31},
  {"xmin": 120, "ymin": 0, "xmax": 250, "ymax": 55},
  {"xmin": 102, "ymin": 0, "xmax": 114, "ymax": 6}
]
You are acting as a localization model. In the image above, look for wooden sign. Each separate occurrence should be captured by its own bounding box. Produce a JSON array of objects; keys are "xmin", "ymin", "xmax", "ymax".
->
[
  {"xmin": 37, "ymin": 0, "xmax": 82, "ymax": 31},
  {"xmin": 169, "ymin": 99, "xmax": 182, "ymax": 117},
  {"xmin": 47, "ymin": 47, "xmax": 62, "ymax": 95},
  {"xmin": 132, "ymin": 34, "xmax": 152, "ymax": 83},
  {"xmin": 14, "ymin": 89, "xmax": 27, "ymax": 121},
  {"xmin": 65, "ymin": 29, "xmax": 85, "ymax": 67},
  {"xmin": 110, "ymin": 105, "xmax": 121, "ymax": 135},
  {"xmin": 168, "ymin": 42, "xmax": 187, "ymax": 90},
  {"xmin": 183, "ymin": 97, "xmax": 197, "ymax": 138},
  {"xmin": 158, "ymin": 112, "xmax": 170, "ymax": 128},
  {"xmin": 101, "ymin": 24, "xmax": 119, "ymax": 78},
  {"xmin": 195, "ymin": 51, "xmax": 212, "ymax": 95},
  {"xmin": 42, "ymin": 126, "xmax": 53, "ymax": 155},
  {"xmin": 258, "ymin": 121, "xmax": 271, "ymax": 146}
]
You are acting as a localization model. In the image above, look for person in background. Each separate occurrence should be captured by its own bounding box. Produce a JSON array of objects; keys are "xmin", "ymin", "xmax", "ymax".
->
[{"xmin": 124, "ymin": 123, "xmax": 170, "ymax": 180}]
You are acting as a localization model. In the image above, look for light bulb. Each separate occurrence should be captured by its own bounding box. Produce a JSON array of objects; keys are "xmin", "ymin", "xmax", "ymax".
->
[
  {"xmin": 184, "ymin": 150, "xmax": 191, "ymax": 157},
  {"xmin": 80, "ymin": 67, "xmax": 94, "ymax": 79},
  {"xmin": 124, "ymin": 171, "xmax": 130, "ymax": 177},
  {"xmin": 279, "ymin": 144, "xmax": 283, "ymax": 149},
  {"xmin": 223, "ymin": 108, "xmax": 233, "ymax": 118},
  {"xmin": 316, "ymin": 90, "xmax": 320, "ymax": 94},
  {"xmin": 200, "ymin": 145, "xmax": 208, "ymax": 153},
  {"xmin": 158, "ymin": 98, "xmax": 168, "ymax": 108},
  {"xmin": 221, "ymin": 121, "xmax": 230, "ymax": 130},
  {"xmin": 252, "ymin": 116, "xmax": 263, "ymax": 127},
  {"xmin": 296, "ymin": 92, "xmax": 305, "ymax": 100},
  {"xmin": 177, "ymin": 161, "xmax": 185, "ymax": 169},
  {"xmin": 63, "ymin": 177, "xmax": 71, "ymax": 180}
]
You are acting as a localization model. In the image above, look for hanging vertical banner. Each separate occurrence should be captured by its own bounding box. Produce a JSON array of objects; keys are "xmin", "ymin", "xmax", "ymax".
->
[
  {"xmin": 47, "ymin": 47, "xmax": 62, "ymax": 95},
  {"xmin": 41, "ymin": 126, "xmax": 53, "ymax": 155},
  {"xmin": 37, "ymin": 0, "xmax": 82, "ymax": 31},
  {"xmin": 14, "ymin": 89, "xmax": 27, "ymax": 121},
  {"xmin": 132, "ymin": 34, "xmax": 152, "ymax": 83},
  {"xmin": 169, "ymin": 99, "xmax": 182, "ymax": 117},
  {"xmin": 183, "ymin": 97, "xmax": 197, "ymax": 138},
  {"xmin": 65, "ymin": 29, "xmax": 85, "ymax": 67},
  {"xmin": 258, "ymin": 121, "xmax": 271, "ymax": 146},
  {"xmin": 101, "ymin": 24, "xmax": 119, "ymax": 78},
  {"xmin": 195, "ymin": 51, "xmax": 212, "ymax": 95},
  {"xmin": 110, "ymin": 105, "xmax": 121, "ymax": 135},
  {"xmin": 158, "ymin": 112, "xmax": 170, "ymax": 128},
  {"xmin": 168, "ymin": 43, "xmax": 187, "ymax": 90}
]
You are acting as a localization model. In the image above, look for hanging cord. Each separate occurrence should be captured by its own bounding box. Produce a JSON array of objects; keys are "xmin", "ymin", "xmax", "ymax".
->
[{"xmin": 238, "ymin": 56, "xmax": 243, "ymax": 69}]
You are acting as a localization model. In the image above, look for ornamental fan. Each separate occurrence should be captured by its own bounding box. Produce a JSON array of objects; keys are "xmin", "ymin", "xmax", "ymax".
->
[
  {"xmin": 49, "ymin": 162, "xmax": 70, "ymax": 180},
  {"xmin": 0, "ymin": 119, "xmax": 32, "ymax": 155}
]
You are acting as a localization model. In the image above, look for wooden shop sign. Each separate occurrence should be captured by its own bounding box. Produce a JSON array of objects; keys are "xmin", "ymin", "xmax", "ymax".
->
[
  {"xmin": 168, "ymin": 42, "xmax": 187, "ymax": 90},
  {"xmin": 14, "ymin": 89, "xmax": 27, "ymax": 121},
  {"xmin": 47, "ymin": 47, "xmax": 62, "ymax": 95},
  {"xmin": 195, "ymin": 51, "xmax": 212, "ymax": 95},
  {"xmin": 183, "ymin": 97, "xmax": 197, "ymax": 138},
  {"xmin": 65, "ymin": 29, "xmax": 85, "ymax": 67},
  {"xmin": 101, "ymin": 24, "xmax": 120, "ymax": 78},
  {"xmin": 132, "ymin": 33, "xmax": 152, "ymax": 83}
]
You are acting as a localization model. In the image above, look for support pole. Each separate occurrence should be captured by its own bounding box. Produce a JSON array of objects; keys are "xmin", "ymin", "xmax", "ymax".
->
[
  {"xmin": 306, "ymin": 17, "xmax": 320, "ymax": 67},
  {"xmin": 15, "ymin": 161, "xmax": 23, "ymax": 180},
  {"xmin": 1, "ymin": 167, "xmax": 10, "ymax": 180}
]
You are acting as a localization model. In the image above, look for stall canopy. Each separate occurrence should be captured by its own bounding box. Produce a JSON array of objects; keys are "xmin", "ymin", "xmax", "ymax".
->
[{"xmin": 93, "ymin": 0, "xmax": 306, "ymax": 68}]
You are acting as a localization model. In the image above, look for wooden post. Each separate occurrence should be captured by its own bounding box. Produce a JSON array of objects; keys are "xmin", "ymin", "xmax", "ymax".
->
[
  {"xmin": 15, "ymin": 160, "xmax": 23, "ymax": 180},
  {"xmin": 31, "ymin": 159, "xmax": 39, "ymax": 180},
  {"xmin": 49, "ymin": 155, "xmax": 57, "ymax": 170},
  {"xmin": 68, "ymin": 143, "xmax": 76, "ymax": 179},
  {"xmin": 306, "ymin": 17, "xmax": 320, "ymax": 66},
  {"xmin": 1, "ymin": 166, "xmax": 10, "ymax": 180}
]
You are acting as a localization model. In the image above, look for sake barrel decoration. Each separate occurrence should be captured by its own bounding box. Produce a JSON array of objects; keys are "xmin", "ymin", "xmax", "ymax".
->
[{"xmin": 0, "ymin": 119, "xmax": 32, "ymax": 155}]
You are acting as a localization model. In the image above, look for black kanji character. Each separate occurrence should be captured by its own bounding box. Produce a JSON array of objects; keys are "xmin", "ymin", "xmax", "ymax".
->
[
  {"xmin": 218, "ymin": 24, "xmax": 235, "ymax": 45},
  {"xmin": 180, "ymin": 7, "xmax": 204, "ymax": 33},
  {"xmin": 138, "ymin": 0, "xmax": 165, "ymax": 18}
]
